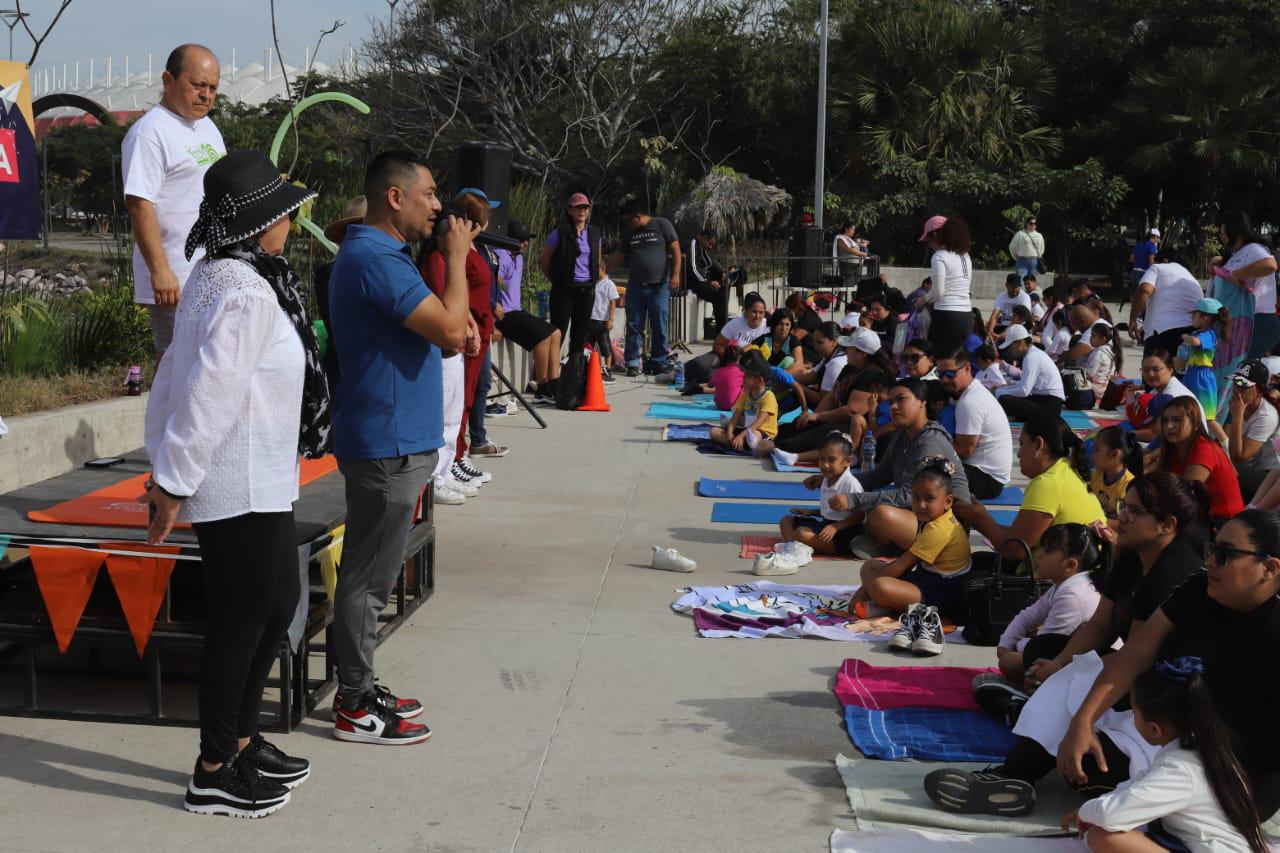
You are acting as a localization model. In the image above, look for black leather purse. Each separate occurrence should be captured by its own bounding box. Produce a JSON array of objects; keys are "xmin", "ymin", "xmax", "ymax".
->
[{"xmin": 961, "ymin": 538, "xmax": 1050, "ymax": 646}]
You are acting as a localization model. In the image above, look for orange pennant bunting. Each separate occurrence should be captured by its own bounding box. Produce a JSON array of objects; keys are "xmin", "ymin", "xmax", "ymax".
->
[
  {"xmin": 102, "ymin": 544, "xmax": 180, "ymax": 657},
  {"xmin": 28, "ymin": 546, "xmax": 105, "ymax": 653}
]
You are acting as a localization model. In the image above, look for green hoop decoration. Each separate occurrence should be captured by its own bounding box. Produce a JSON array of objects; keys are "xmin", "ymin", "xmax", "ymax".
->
[{"xmin": 270, "ymin": 92, "xmax": 372, "ymax": 256}]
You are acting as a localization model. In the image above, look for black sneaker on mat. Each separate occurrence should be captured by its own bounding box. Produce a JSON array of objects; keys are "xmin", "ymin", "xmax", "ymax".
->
[
  {"xmin": 911, "ymin": 605, "xmax": 945, "ymax": 656},
  {"xmin": 887, "ymin": 603, "xmax": 924, "ymax": 651},
  {"xmin": 974, "ymin": 679, "xmax": 1030, "ymax": 727},
  {"xmin": 923, "ymin": 767, "xmax": 1036, "ymax": 816},
  {"xmin": 333, "ymin": 690, "xmax": 432, "ymax": 745},
  {"xmin": 240, "ymin": 734, "xmax": 310, "ymax": 789},
  {"xmin": 183, "ymin": 753, "xmax": 290, "ymax": 818}
]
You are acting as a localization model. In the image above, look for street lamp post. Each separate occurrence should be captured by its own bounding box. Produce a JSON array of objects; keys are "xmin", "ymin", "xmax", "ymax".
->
[
  {"xmin": 0, "ymin": 9, "xmax": 30, "ymax": 62},
  {"xmin": 812, "ymin": 0, "xmax": 829, "ymax": 229}
]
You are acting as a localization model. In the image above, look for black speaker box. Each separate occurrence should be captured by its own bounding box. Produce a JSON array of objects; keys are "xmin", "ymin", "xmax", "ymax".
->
[
  {"xmin": 453, "ymin": 142, "xmax": 513, "ymax": 237},
  {"xmin": 788, "ymin": 226, "xmax": 824, "ymax": 289}
]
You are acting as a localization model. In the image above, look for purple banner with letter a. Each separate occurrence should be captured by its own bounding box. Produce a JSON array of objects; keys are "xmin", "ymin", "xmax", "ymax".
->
[{"xmin": 0, "ymin": 61, "xmax": 40, "ymax": 240}]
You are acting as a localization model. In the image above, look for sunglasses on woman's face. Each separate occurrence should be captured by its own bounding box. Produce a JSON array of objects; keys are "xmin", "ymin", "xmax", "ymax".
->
[
  {"xmin": 1207, "ymin": 542, "xmax": 1270, "ymax": 564},
  {"xmin": 904, "ymin": 353, "xmax": 927, "ymax": 363}
]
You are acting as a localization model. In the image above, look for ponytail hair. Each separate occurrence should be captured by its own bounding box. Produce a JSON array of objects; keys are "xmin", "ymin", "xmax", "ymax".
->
[
  {"xmin": 1038, "ymin": 523, "xmax": 1103, "ymax": 584},
  {"xmin": 1094, "ymin": 425, "xmax": 1143, "ymax": 478},
  {"xmin": 1091, "ymin": 321, "xmax": 1124, "ymax": 374},
  {"xmin": 1023, "ymin": 414, "xmax": 1088, "ymax": 483},
  {"xmin": 1132, "ymin": 658, "xmax": 1268, "ymax": 853},
  {"xmin": 822, "ymin": 430, "xmax": 854, "ymax": 457},
  {"xmin": 912, "ymin": 455, "xmax": 956, "ymax": 495},
  {"xmin": 1128, "ymin": 472, "xmax": 1209, "ymax": 534},
  {"xmin": 722, "ymin": 343, "xmax": 742, "ymax": 366}
]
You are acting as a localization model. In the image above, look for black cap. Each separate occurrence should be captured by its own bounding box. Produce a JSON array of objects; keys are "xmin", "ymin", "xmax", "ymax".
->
[
  {"xmin": 509, "ymin": 220, "xmax": 532, "ymax": 242},
  {"xmin": 1233, "ymin": 359, "xmax": 1270, "ymax": 388}
]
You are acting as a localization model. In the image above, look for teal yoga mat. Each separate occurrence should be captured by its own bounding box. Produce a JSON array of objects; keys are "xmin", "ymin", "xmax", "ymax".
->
[
  {"xmin": 646, "ymin": 402, "xmax": 801, "ymax": 424},
  {"xmin": 701, "ymin": 477, "xmax": 1025, "ymax": 507},
  {"xmin": 710, "ymin": 502, "xmax": 1020, "ymax": 525}
]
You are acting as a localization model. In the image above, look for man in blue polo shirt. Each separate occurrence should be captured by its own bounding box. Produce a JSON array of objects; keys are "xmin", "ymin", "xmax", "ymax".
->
[{"xmin": 328, "ymin": 150, "xmax": 477, "ymax": 746}]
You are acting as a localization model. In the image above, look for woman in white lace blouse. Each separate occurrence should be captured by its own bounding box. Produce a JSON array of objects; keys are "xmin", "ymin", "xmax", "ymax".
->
[{"xmin": 144, "ymin": 150, "xmax": 330, "ymax": 819}]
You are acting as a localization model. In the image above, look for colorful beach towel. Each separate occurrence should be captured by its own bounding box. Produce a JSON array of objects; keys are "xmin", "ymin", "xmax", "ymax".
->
[
  {"xmin": 671, "ymin": 582, "xmax": 968, "ymax": 643},
  {"xmin": 843, "ymin": 706, "xmax": 1016, "ymax": 762},
  {"xmin": 834, "ymin": 659, "xmax": 996, "ymax": 711}
]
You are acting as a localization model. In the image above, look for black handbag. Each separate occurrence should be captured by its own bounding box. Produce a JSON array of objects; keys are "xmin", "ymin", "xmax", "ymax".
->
[
  {"xmin": 961, "ymin": 538, "xmax": 1050, "ymax": 646},
  {"xmin": 556, "ymin": 350, "xmax": 587, "ymax": 410}
]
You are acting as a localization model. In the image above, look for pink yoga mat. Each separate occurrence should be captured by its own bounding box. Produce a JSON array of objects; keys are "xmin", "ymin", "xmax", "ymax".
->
[
  {"xmin": 738, "ymin": 535, "xmax": 851, "ymax": 561},
  {"xmin": 834, "ymin": 658, "xmax": 998, "ymax": 711}
]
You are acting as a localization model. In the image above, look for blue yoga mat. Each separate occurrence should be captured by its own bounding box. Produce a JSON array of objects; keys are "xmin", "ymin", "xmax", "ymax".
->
[
  {"xmin": 699, "ymin": 477, "xmax": 818, "ymax": 501},
  {"xmin": 701, "ymin": 478, "xmax": 1025, "ymax": 507},
  {"xmin": 646, "ymin": 401, "xmax": 801, "ymax": 424},
  {"xmin": 664, "ymin": 423, "xmax": 714, "ymax": 442},
  {"xmin": 1008, "ymin": 411, "xmax": 1095, "ymax": 430},
  {"xmin": 710, "ymin": 503, "xmax": 796, "ymax": 524},
  {"xmin": 844, "ymin": 706, "xmax": 1016, "ymax": 762}
]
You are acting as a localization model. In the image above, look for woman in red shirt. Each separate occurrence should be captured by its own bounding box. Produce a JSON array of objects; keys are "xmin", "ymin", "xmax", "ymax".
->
[
  {"xmin": 1155, "ymin": 396, "xmax": 1244, "ymax": 524},
  {"xmin": 420, "ymin": 191, "xmax": 494, "ymax": 490}
]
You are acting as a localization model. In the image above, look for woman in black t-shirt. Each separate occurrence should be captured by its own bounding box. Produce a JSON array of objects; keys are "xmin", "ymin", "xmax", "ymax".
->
[
  {"xmin": 764, "ymin": 308, "xmax": 804, "ymax": 370},
  {"xmin": 1055, "ymin": 509, "xmax": 1280, "ymax": 819},
  {"xmin": 926, "ymin": 474, "xmax": 1207, "ymax": 817}
]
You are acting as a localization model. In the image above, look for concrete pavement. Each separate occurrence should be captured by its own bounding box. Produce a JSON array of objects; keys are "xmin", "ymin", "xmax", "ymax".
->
[{"xmin": 0, "ymin": 309, "xmax": 1144, "ymax": 852}]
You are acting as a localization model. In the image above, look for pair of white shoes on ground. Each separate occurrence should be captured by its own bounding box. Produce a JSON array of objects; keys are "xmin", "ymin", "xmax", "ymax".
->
[
  {"xmin": 753, "ymin": 541, "xmax": 814, "ymax": 576},
  {"xmin": 434, "ymin": 458, "xmax": 492, "ymax": 505},
  {"xmin": 651, "ymin": 546, "xmax": 697, "ymax": 573}
]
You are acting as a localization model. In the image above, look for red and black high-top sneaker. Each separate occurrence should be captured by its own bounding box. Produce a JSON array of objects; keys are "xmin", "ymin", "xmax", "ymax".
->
[
  {"xmin": 333, "ymin": 690, "xmax": 432, "ymax": 745},
  {"xmin": 330, "ymin": 682, "xmax": 423, "ymax": 720}
]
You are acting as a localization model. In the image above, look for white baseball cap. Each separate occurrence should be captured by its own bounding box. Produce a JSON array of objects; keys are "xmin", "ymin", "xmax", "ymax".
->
[
  {"xmin": 998, "ymin": 324, "xmax": 1031, "ymax": 350},
  {"xmin": 840, "ymin": 311, "xmax": 860, "ymax": 330},
  {"xmin": 837, "ymin": 327, "xmax": 881, "ymax": 355},
  {"xmin": 1149, "ymin": 227, "xmax": 1161, "ymax": 237}
]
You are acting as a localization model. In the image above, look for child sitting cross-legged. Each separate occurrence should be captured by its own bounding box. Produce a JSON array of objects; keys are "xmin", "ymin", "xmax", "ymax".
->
[
  {"xmin": 709, "ymin": 352, "xmax": 778, "ymax": 458},
  {"xmin": 972, "ymin": 523, "xmax": 1104, "ymax": 727},
  {"xmin": 852, "ymin": 458, "xmax": 972, "ymax": 656},
  {"xmin": 1062, "ymin": 656, "xmax": 1269, "ymax": 853},
  {"xmin": 703, "ymin": 343, "xmax": 745, "ymax": 411},
  {"xmin": 762, "ymin": 431, "xmax": 865, "ymax": 575}
]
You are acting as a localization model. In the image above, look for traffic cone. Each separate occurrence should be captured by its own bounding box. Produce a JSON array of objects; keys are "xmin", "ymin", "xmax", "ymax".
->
[{"xmin": 577, "ymin": 347, "xmax": 612, "ymax": 412}]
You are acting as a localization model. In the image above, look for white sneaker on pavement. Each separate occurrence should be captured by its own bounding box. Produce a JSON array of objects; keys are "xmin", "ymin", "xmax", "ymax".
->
[
  {"xmin": 651, "ymin": 546, "xmax": 697, "ymax": 573},
  {"xmin": 753, "ymin": 553, "xmax": 800, "ymax": 576},
  {"xmin": 433, "ymin": 482, "xmax": 467, "ymax": 505}
]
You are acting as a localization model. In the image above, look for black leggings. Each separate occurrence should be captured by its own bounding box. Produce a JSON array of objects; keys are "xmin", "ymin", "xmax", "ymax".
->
[
  {"xmin": 193, "ymin": 510, "xmax": 299, "ymax": 764},
  {"xmin": 930, "ymin": 308, "xmax": 973, "ymax": 354},
  {"xmin": 775, "ymin": 421, "xmax": 837, "ymax": 453},
  {"xmin": 1000, "ymin": 731, "xmax": 1131, "ymax": 796},
  {"xmin": 963, "ymin": 463, "xmax": 1005, "ymax": 500},
  {"xmin": 999, "ymin": 393, "xmax": 1063, "ymax": 423},
  {"xmin": 550, "ymin": 284, "xmax": 595, "ymax": 354}
]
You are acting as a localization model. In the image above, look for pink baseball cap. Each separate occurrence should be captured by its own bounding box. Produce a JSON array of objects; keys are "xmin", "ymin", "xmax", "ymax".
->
[
  {"xmin": 918, "ymin": 215, "xmax": 948, "ymax": 242},
  {"xmin": 568, "ymin": 192, "xmax": 591, "ymax": 207}
]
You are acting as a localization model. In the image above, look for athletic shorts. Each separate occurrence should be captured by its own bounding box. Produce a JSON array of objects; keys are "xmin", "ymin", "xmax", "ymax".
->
[
  {"xmin": 147, "ymin": 304, "xmax": 176, "ymax": 352},
  {"xmin": 790, "ymin": 514, "xmax": 858, "ymax": 553},
  {"xmin": 496, "ymin": 310, "xmax": 555, "ymax": 351}
]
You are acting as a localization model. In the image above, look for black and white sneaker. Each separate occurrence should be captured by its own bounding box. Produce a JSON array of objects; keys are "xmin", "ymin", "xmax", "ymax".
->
[
  {"xmin": 601, "ymin": 369, "xmax": 616, "ymax": 384},
  {"xmin": 457, "ymin": 456, "xmax": 492, "ymax": 484},
  {"xmin": 923, "ymin": 767, "xmax": 1036, "ymax": 816},
  {"xmin": 241, "ymin": 734, "xmax": 310, "ymax": 789},
  {"xmin": 888, "ymin": 603, "xmax": 924, "ymax": 651},
  {"xmin": 333, "ymin": 690, "xmax": 432, "ymax": 745},
  {"xmin": 911, "ymin": 605, "xmax": 945, "ymax": 656},
  {"xmin": 184, "ymin": 753, "xmax": 290, "ymax": 818},
  {"xmin": 450, "ymin": 461, "xmax": 478, "ymax": 485},
  {"xmin": 974, "ymin": 678, "xmax": 1030, "ymax": 727}
]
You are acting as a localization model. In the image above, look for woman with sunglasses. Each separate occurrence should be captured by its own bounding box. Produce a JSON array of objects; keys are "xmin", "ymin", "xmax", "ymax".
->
[
  {"xmin": 927, "ymin": 474, "xmax": 1207, "ymax": 816},
  {"xmin": 1053, "ymin": 509, "xmax": 1280, "ymax": 824},
  {"xmin": 1151, "ymin": 396, "xmax": 1244, "ymax": 526}
]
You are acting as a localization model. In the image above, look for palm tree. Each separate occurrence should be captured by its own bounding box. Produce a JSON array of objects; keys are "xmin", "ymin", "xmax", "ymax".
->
[
  {"xmin": 1118, "ymin": 47, "xmax": 1280, "ymax": 218},
  {"xmin": 834, "ymin": 2, "xmax": 1060, "ymax": 168}
]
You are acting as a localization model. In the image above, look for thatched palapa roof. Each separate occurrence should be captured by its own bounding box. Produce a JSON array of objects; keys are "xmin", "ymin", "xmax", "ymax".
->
[{"xmin": 671, "ymin": 167, "xmax": 792, "ymax": 239}]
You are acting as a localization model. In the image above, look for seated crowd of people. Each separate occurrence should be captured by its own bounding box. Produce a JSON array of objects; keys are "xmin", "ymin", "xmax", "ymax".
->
[{"xmin": 672, "ymin": 212, "xmax": 1280, "ymax": 851}]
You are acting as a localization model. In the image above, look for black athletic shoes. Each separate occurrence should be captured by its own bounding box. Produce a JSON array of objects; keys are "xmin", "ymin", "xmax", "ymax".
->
[
  {"xmin": 923, "ymin": 767, "xmax": 1037, "ymax": 816},
  {"xmin": 973, "ymin": 677, "xmax": 1030, "ymax": 728},
  {"xmin": 241, "ymin": 734, "xmax": 310, "ymax": 789},
  {"xmin": 183, "ymin": 752, "xmax": 291, "ymax": 819}
]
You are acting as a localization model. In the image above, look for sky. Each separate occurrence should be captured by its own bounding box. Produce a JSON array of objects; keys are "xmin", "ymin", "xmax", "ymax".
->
[{"xmin": 11, "ymin": 0, "xmax": 386, "ymax": 75}]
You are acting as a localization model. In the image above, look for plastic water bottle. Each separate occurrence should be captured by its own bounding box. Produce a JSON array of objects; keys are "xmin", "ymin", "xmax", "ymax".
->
[
  {"xmin": 673, "ymin": 364, "xmax": 685, "ymax": 386},
  {"xmin": 124, "ymin": 365, "xmax": 142, "ymax": 396},
  {"xmin": 860, "ymin": 433, "xmax": 876, "ymax": 471}
]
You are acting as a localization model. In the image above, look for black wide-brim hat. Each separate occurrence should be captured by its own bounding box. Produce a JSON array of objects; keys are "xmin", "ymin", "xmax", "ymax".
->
[{"xmin": 184, "ymin": 149, "xmax": 317, "ymax": 260}]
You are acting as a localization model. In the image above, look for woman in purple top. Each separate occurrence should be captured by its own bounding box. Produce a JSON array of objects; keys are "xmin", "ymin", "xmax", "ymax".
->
[
  {"xmin": 539, "ymin": 191, "xmax": 604, "ymax": 359},
  {"xmin": 494, "ymin": 220, "xmax": 561, "ymax": 398}
]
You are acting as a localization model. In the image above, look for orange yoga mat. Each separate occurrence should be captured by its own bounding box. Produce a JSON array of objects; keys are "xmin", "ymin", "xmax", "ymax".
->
[{"xmin": 26, "ymin": 456, "xmax": 338, "ymax": 529}]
